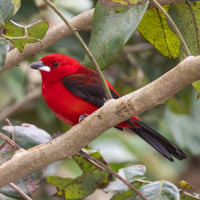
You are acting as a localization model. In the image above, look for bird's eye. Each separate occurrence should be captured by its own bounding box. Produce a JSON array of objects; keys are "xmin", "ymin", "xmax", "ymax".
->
[{"xmin": 53, "ymin": 62, "xmax": 59, "ymax": 68}]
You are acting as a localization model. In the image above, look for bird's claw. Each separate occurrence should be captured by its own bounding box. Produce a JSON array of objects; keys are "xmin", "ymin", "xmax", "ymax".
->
[
  {"xmin": 79, "ymin": 113, "xmax": 89, "ymax": 123},
  {"xmin": 51, "ymin": 131, "xmax": 63, "ymax": 139}
]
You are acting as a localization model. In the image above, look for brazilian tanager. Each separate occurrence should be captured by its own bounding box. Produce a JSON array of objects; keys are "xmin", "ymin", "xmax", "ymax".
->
[{"xmin": 30, "ymin": 54, "xmax": 186, "ymax": 162}]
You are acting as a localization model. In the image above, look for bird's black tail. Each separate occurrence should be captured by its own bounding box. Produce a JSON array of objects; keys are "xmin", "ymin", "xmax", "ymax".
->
[{"xmin": 126, "ymin": 119, "xmax": 187, "ymax": 162}]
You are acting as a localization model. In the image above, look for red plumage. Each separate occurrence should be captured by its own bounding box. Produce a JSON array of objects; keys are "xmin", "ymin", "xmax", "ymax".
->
[{"xmin": 30, "ymin": 54, "xmax": 187, "ymax": 162}]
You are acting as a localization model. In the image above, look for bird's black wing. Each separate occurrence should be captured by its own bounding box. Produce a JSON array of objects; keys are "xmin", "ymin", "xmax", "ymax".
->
[
  {"xmin": 62, "ymin": 72, "xmax": 187, "ymax": 162},
  {"xmin": 62, "ymin": 74, "xmax": 119, "ymax": 108}
]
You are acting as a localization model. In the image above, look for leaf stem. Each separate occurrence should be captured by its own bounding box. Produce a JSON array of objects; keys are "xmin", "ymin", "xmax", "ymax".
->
[
  {"xmin": 79, "ymin": 150, "xmax": 147, "ymax": 200},
  {"xmin": 1, "ymin": 34, "xmax": 41, "ymax": 42},
  {"xmin": 43, "ymin": 0, "xmax": 113, "ymax": 100},
  {"xmin": 151, "ymin": 0, "xmax": 191, "ymax": 57}
]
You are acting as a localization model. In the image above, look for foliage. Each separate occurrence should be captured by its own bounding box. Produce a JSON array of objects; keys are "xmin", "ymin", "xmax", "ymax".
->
[
  {"xmin": 0, "ymin": 0, "xmax": 48, "ymax": 69},
  {"xmin": 138, "ymin": 5, "xmax": 180, "ymax": 58},
  {"xmin": 0, "ymin": 0, "xmax": 200, "ymax": 199},
  {"xmin": 47, "ymin": 147, "xmax": 111, "ymax": 199},
  {"xmin": 84, "ymin": 1, "xmax": 149, "ymax": 69},
  {"xmin": 100, "ymin": 0, "xmax": 149, "ymax": 7},
  {"xmin": 0, "ymin": 123, "xmax": 50, "ymax": 199},
  {"xmin": 4, "ymin": 20, "xmax": 48, "ymax": 52},
  {"xmin": 169, "ymin": 1, "xmax": 200, "ymax": 97}
]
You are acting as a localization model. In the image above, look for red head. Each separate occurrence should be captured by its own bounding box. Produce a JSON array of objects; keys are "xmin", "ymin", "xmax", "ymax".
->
[{"xmin": 30, "ymin": 54, "xmax": 83, "ymax": 83}]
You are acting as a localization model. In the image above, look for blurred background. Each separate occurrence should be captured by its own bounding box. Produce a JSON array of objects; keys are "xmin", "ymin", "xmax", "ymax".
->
[{"xmin": 0, "ymin": 0, "xmax": 200, "ymax": 199}]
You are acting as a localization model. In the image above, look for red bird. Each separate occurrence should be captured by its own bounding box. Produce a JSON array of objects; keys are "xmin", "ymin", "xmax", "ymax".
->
[{"xmin": 31, "ymin": 54, "xmax": 186, "ymax": 162}]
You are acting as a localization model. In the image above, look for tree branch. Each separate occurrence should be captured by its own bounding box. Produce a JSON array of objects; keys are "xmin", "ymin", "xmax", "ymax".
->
[
  {"xmin": 2, "ymin": 0, "xmax": 186, "ymax": 73},
  {"xmin": 0, "ymin": 55, "xmax": 199, "ymax": 187}
]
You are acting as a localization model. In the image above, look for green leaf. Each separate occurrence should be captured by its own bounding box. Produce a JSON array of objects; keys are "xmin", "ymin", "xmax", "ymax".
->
[
  {"xmin": 2, "ymin": 124, "xmax": 51, "ymax": 150},
  {"xmin": 169, "ymin": 2, "xmax": 200, "ymax": 57},
  {"xmin": 12, "ymin": 0, "xmax": 21, "ymax": 15},
  {"xmin": 27, "ymin": 20, "xmax": 48, "ymax": 39},
  {"xmin": 100, "ymin": 0, "xmax": 148, "ymax": 7},
  {"xmin": 0, "ymin": 0, "xmax": 14, "ymax": 25},
  {"xmin": 0, "ymin": 124, "xmax": 50, "ymax": 164},
  {"xmin": 192, "ymin": 80, "xmax": 200, "ymax": 98},
  {"xmin": 169, "ymin": 2, "xmax": 200, "ymax": 97},
  {"xmin": 135, "ymin": 181, "xmax": 180, "ymax": 200},
  {"xmin": 165, "ymin": 108, "xmax": 200, "ymax": 155},
  {"xmin": 138, "ymin": 6, "xmax": 180, "ymax": 58},
  {"xmin": 0, "ymin": 168, "xmax": 44, "ymax": 199},
  {"xmin": 111, "ymin": 189, "xmax": 135, "ymax": 200},
  {"xmin": 4, "ymin": 20, "xmax": 48, "ymax": 52},
  {"xmin": 84, "ymin": 1, "xmax": 149, "ymax": 70},
  {"xmin": 0, "ymin": 124, "xmax": 49, "ymax": 196},
  {"xmin": 47, "ymin": 147, "xmax": 111, "ymax": 199},
  {"xmin": 0, "ymin": 38, "xmax": 9, "ymax": 70},
  {"xmin": 104, "ymin": 165, "xmax": 146, "ymax": 193}
]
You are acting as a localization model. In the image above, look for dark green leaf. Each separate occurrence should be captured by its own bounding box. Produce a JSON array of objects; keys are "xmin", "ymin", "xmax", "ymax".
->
[
  {"xmin": 2, "ymin": 124, "xmax": 51, "ymax": 150},
  {"xmin": 169, "ymin": 2, "xmax": 200, "ymax": 97},
  {"xmin": 0, "ymin": 123, "xmax": 47, "ymax": 198},
  {"xmin": 165, "ymin": 108, "xmax": 200, "ymax": 155},
  {"xmin": 135, "ymin": 181, "xmax": 180, "ymax": 200},
  {"xmin": 0, "ymin": 38, "xmax": 9, "ymax": 70},
  {"xmin": 138, "ymin": 6, "xmax": 180, "ymax": 58},
  {"xmin": 169, "ymin": 2, "xmax": 200, "ymax": 57},
  {"xmin": 84, "ymin": 1, "xmax": 149, "ymax": 70},
  {"xmin": 104, "ymin": 165, "xmax": 146, "ymax": 193},
  {"xmin": 0, "ymin": 124, "xmax": 50, "ymax": 164},
  {"xmin": 47, "ymin": 147, "xmax": 111, "ymax": 199},
  {"xmin": 100, "ymin": 0, "xmax": 148, "ymax": 7},
  {"xmin": 0, "ymin": 0, "xmax": 14, "ymax": 25},
  {"xmin": 4, "ymin": 20, "xmax": 48, "ymax": 52}
]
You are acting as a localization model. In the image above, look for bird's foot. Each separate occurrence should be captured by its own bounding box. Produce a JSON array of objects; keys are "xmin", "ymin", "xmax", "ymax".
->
[
  {"xmin": 51, "ymin": 131, "xmax": 63, "ymax": 139},
  {"xmin": 79, "ymin": 113, "xmax": 89, "ymax": 123}
]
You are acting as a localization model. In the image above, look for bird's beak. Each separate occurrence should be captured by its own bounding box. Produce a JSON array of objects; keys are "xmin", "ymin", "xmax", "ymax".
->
[{"xmin": 30, "ymin": 61, "xmax": 51, "ymax": 72}]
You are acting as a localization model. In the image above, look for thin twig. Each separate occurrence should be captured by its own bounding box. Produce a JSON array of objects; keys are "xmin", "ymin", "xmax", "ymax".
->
[
  {"xmin": 79, "ymin": 150, "xmax": 147, "ymax": 200},
  {"xmin": 9, "ymin": 183, "xmax": 32, "ymax": 200},
  {"xmin": 0, "ymin": 132, "xmax": 19, "ymax": 150},
  {"xmin": 135, "ymin": 178, "xmax": 152, "ymax": 184},
  {"xmin": 2, "ymin": 34, "xmax": 41, "ymax": 42},
  {"xmin": 43, "ymin": 0, "xmax": 112, "ymax": 100},
  {"xmin": 151, "ymin": 0, "xmax": 191, "ymax": 57},
  {"xmin": 6, "ymin": 119, "xmax": 15, "ymax": 141},
  {"xmin": 180, "ymin": 190, "xmax": 200, "ymax": 200}
]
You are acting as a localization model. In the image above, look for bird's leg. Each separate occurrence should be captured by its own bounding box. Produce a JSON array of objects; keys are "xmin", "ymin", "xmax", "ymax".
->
[
  {"xmin": 51, "ymin": 131, "xmax": 63, "ymax": 139},
  {"xmin": 79, "ymin": 113, "xmax": 89, "ymax": 123}
]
